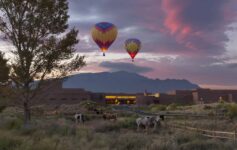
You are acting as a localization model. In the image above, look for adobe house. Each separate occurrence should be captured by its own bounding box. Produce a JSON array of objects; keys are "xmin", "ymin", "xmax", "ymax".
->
[
  {"xmin": 192, "ymin": 89, "xmax": 237, "ymax": 104},
  {"xmin": 34, "ymin": 80, "xmax": 92, "ymax": 105},
  {"xmin": 104, "ymin": 94, "xmax": 136, "ymax": 105},
  {"xmin": 158, "ymin": 90, "xmax": 193, "ymax": 105},
  {"xmin": 33, "ymin": 80, "xmax": 237, "ymax": 106}
]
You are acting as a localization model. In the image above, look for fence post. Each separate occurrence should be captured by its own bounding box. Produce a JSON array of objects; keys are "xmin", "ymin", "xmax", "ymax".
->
[
  {"xmin": 184, "ymin": 116, "xmax": 186, "ymax": 129},
  {"xmin": 235, "ymin": 128, "xmax": 237, "ymax": 142}
]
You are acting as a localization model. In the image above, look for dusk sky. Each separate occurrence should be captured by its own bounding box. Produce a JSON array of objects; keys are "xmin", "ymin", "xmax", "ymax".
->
[{"xmin": 1, "ymin": 0, "xmax": 237, "ymax": 89}]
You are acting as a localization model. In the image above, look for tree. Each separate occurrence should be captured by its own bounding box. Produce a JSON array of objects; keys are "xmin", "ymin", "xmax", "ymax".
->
[
  {"xmin": 0, "ymin": 0, "xmax": 86, "ymax": 126},
  {"xmin": 0, "ymin": 52, "xmax": 10, "ymax": 110},
  {"xmin": 0, "ymin": 52, "xmax": 9, "ymax": 84}
]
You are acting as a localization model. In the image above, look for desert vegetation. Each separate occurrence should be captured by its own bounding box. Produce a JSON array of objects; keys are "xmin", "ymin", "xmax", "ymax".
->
[{"xmin": 0, "ymin": 101, "xmax": 237, "ymax": 150}]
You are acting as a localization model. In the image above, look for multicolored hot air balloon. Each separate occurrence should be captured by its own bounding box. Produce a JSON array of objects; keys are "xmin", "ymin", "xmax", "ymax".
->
[
  {"xmin": 124, "ymin": 39, "xmax": 141, "ymax": 62},
  {"xmin": 91, "ymin": 22, "xmax": 118, "ymax": 56}
]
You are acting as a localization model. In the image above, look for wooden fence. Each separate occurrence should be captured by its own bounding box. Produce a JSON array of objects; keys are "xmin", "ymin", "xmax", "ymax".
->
[
  {"xmin": 168, "ymin": 123, "xmax": 237, "ymax": 141},
  {"xmin": 156, "ymin": 111, "xmax": 228, "ymax": 119}
]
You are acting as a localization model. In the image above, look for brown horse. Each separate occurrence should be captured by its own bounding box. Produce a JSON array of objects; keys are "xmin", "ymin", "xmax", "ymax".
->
[{"xmin": 103, "ymin": 112, "xmax": 117, "ymax": 121}]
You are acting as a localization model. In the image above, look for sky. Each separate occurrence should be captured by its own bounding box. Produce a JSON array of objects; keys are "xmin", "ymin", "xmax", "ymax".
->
[{"xmin": 1, "ymin": 0, "xmax": 237, "ymax": 89}]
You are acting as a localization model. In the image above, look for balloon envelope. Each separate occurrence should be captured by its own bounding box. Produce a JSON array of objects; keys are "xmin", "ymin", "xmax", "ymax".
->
[
  {"xmin": 124, "ymin": 39, "xmax": 141, "ymax": 61},
  {"xmin": 91, "ymin": 22, "xmax": 118, "ymax": 56}
]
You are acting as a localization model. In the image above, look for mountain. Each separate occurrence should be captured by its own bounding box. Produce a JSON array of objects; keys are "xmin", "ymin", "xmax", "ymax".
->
[{"xmin": 63, "ymin": 71, "xmax": 199, "ymax": 93}]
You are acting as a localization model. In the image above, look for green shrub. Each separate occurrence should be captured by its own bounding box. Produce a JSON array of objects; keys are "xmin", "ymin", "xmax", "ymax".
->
[
  {"xmin": 216, "ymin": 102, "xmax": 226, "ymax": 110},
  {"xmin": 0, "ymin": 133, "xmax": 22, "ymax": 150},
  {"xmin": 218, "ymin": 98, "xmax": 225, "ymax": 104},
  {"xmin": 1, "ymin": 107, "xmax": 23, "ymax": 118},
  {"xmin": 134, "ymin": 106, "xmax": 150, "ymax": 111},
  {"xmin": 226, "ymin": 103, "xmax": 237, "ymax": 119},
  {"xmin": 118, "ymin": 117, "xmax": 136, "ymax": 129},
  {"xmin": 203, "ymin": 105, "xmax": 212, "ymax": 110},
  {"xmin": 2, "ymin": 118, "xmax": 23, "ymax": 130},
  {"xmin": 0, "ymin": 105, "xmax": 6, "ymax": 113},
  {"xmin": 167, "ymin": 103, "xmax": 178, "ymax": 111},
  {"xmin": 150, "ymin": 104, "xmax": 166, "ymax": 112}
]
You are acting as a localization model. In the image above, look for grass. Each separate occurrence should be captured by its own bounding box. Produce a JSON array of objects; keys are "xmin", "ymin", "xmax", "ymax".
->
[{"xmin": 0, "ymin": 104, "xmax": 237, "ymax": 150}]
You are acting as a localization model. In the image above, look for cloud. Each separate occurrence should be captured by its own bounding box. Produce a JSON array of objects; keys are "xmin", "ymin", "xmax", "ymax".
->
[
  {"xmin": 161, "ymin": 0, "xmax": 237, "ymax": 56},
  {"xmin": 227, "ymin": 63, "xmax": 237, "ymax": 68},
  {"xmin": 68, "ymin": 0, "xmax": 237, "ymax": 58},
  {"xmin": 141, "ymin": 56, "xmax": 237, "ymax": 87},
  {"xmin": 1, "ymin": 0, "xmax": 237, "ymax": 89},
  {"xmin": 99, "ymin": 61, "xmax": 153, "ymax": 73}
]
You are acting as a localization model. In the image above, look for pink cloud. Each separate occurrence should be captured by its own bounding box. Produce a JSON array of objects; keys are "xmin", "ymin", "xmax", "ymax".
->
[{"xmin": 161, "ymin": 0, "xmax": 237, "ymax": 56}]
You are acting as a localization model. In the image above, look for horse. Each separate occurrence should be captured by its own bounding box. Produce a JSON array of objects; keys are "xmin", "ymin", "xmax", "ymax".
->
[
  {"xmin": 74, "ymin": 113, "xmax": 85, "ymax": 124},
  {"xmin": 44, "ymin": 110, "xmax": 58, "ymax": 116},
  {"xmin": 136, "ymin": 115, "xmax": 162, "ymax": 132},
  {"xmin": 87, "ymin": 106, "xmax": 103, "ymax": 114},
  {"xmin": 102, "ymin": 112, "xmax": 117, "ymax": 121},
  {"xmin": 94, "ymin": 108, "xmax": 103, "ymax": 114}
]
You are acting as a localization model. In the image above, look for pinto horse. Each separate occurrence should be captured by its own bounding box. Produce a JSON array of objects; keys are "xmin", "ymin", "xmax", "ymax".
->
[{"xmin": 136, "ymin": 116, "xmax": 162, "ymax": 131}]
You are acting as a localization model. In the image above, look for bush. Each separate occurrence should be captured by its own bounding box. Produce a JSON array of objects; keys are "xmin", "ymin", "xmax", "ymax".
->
[
  {"xmin": 167, "ymin": 103, "xmax": 178, "ymax": 111},
  {"xmin": 203, "ymin": 105, "xmax": 212, "ymax": 110},
  {"xmin": 226, "ymin": 103, "xmax": 237, "ymax": 120},
  {"xmin": 219, "ymin": 99, "xmax": 225, "ymax": 104},
  {"xmin": 134, "ymin": 106, "xmax": 150, "ymax": 111},
  {"xmin": 150, "ymin": 105, "xmax": 166, "ymax": 112},
  {"xmin": 118, "ymin": 117, "xmax": 136, "ymax": 129},
  {"xmin": 1, "ymin": 107, "xmax": 23, "ymax": 117},
  {"xmin": 0, "ymin": 105, "xmax": 6, "ymax": 113},
  {"xmin": 1, "ymin": 118, "xmax": 23, "ymax": 130},
  {"xmin": 0, "ymin": 132, "xmax": 22, "ymax": 150},
  {"xmin": 216, "ymin": 102, "xmax": 227, "ymax": 110}
]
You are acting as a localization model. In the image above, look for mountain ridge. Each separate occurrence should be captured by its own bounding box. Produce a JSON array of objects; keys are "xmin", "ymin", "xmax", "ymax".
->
[{"xmin": 63, "ymin": 71, "xmax": 199, "ymax": 93}]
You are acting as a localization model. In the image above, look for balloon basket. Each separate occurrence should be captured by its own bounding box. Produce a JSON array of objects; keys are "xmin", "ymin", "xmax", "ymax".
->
[{"xmin": 103, "ymin": 53, "xmax": 105, "ymax": 56}]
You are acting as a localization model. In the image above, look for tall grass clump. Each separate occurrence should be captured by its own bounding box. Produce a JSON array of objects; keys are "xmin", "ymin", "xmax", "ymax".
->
[
  {"xmin": 179, "ymin": 139, "xmax": 231, "ymax": 150},
  {"xmin": 45, "ymin": 123, "xmax": 76, "ymax": 136}
]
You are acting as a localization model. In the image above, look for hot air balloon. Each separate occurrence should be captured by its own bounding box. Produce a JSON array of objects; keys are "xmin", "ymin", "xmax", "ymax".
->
[
  {"xmin": 91, "ymin": 22, "xmax": 118, "ymax": 56},
  {"xmin": 124, "ymin": 38, "xmax": 141, "ymax": 62}
]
